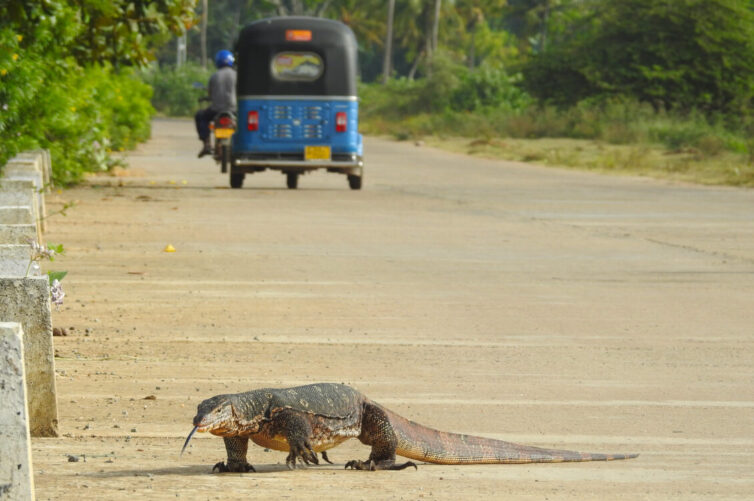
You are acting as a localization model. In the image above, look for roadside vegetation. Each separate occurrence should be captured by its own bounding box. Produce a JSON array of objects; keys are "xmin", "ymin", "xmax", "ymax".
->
[
  {"xmin": 355, "ymin": 0, "xmax": 754, "ymax": 187},
  {"xmin": 0, "ymin": 1, "xmax": 194, "ymax": 184},
  {"xmin": 359, "ymin": 57, "xmax": 754, "ymax": 186},
  {"xmin": 142, "ymin": 63, "xmax": 212, "ymax": 117},
  {"xmin": 150, "ymin": 0, "xmax": 753, "ymax": 187},
  {"xmin": 3, "ymin": 1, "xmax": 752, "ymax": 187}
]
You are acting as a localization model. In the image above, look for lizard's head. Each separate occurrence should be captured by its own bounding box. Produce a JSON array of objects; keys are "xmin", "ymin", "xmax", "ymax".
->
[
  {"xmin": 181, "ymin": 394, "xmax": 237, "ymax": 456},
  {"xmin": 193, "ymin": 394, "xmax": 236, "ymax": 433}
]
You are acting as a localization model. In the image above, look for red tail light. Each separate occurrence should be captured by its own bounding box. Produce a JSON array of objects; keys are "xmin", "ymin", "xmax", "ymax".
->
[
  {"xmin": 218, "ymin": 116, "xmax": 232, "ymax": 127},
  {"xmin": 335, "ymin": 112, "xmax": 347, "ymax": 133},
  {"xmin": 247, "ymin": 111, "xmax": 259, "ymax": 131}
]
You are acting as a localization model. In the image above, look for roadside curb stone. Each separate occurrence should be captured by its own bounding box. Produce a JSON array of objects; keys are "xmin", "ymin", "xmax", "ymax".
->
[
  {"xmin": 0, "ymin": 207, "xmax": 34, "ymax": 225},
  {"xmin": 0, "ymin": 244, "xmax": 39, "ymax": 277},
  {"xmin": 0, "ymin": 277, "xmax": 59, "ymax": 437},
  {"xmin": 0, "ymin": 322, "xmax": 36, "ymax": 501},
  {"xmin": 2, "ymin": 155, "xmax": 47, "ymax": 232},
  {"xmin": 0, "ymin": 180, "xmax": 42, "ymax": 242},
  {"xmin": 0, "ymin": 225, "xmax": 37, "ymax": 245},
  {"xmin": 1, "ymin": 149, "xmax": 58, "ymax": 439}
]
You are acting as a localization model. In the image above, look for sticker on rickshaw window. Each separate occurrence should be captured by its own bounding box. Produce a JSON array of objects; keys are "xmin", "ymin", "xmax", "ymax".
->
[{"xmin": 271, "ymin": 52, "xmax": 323, "ymax": 81}]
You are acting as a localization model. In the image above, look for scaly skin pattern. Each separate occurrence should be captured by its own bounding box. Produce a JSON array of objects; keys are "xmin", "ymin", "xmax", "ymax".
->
[{"xmin": 188, "ymin": 383, "xmax": 638, "ymax": 472}]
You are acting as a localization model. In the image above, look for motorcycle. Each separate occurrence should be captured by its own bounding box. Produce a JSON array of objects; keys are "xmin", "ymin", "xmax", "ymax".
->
[
  {"xmin": 197, "ymin": 91, "xmax": 237, "ymax": 174},
  {"xmin": 210, "ymin": 109, "xmax": 236, "ymax": 174}
]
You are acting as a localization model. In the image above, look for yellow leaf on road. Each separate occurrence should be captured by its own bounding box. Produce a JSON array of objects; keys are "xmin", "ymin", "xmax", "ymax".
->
[{"xmin": 163, "ymin": 244, "xmax": 176, "ymax": 253}]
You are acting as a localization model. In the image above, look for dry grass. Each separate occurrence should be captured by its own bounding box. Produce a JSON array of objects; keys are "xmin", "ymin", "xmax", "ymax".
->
[{"xmin": 415, "ymin": 136, "xmax": 754, "ymax": 187}]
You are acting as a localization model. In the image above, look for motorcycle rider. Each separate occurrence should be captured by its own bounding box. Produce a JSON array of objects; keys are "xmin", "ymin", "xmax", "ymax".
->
[{"xmin": 195, "ymin": 49, "xmax": 237, "ymax": 158}]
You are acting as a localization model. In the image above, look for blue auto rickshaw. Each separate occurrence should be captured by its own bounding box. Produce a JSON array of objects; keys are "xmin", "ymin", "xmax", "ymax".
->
[{"xmin": 230, "ymin": 17, "xmax": 363, "ymax": 190}]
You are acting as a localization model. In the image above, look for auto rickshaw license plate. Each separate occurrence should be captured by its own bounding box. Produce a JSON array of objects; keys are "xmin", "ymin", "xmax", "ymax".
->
[
  {"xmin": 305, "ymin": 146, "xmax": 331, "ymax": 161},
  {"xmin": 215, "ymin": 128, "xmax": 235, "ymax": 139}
]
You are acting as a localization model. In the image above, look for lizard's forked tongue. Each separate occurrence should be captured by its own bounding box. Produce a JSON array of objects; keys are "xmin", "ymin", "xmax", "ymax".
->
[{"xmin": 181, "ymin": 426, "xmax": 198, "ymax": 456}]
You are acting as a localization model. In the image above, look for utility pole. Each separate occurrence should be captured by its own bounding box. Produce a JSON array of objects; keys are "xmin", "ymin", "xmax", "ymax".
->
[
  {"xmin": 382, "ymin": 0, "xmax": 395, "ymax": 84},
  {"xmin": 201, "ymin": 0, "xmax": 208, "ymax": 68}
]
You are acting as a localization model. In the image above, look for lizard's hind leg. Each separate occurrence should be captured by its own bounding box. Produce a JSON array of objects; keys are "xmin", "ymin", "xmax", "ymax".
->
[
  {"xmin": 346, "ymin": 404, "xmax": 417, "ymax": 471},
  {"xmin": 213, "ymin": 437, "xmax": 256, "ymax": 473}
]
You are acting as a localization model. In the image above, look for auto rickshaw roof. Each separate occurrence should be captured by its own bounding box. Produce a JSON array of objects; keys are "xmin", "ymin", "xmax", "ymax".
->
[{"xmin": 235, "ymin": 17, "xmax": 358, "ymax": 97}]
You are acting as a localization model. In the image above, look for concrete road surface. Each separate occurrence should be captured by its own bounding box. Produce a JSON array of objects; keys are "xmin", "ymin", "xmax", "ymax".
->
[{"xmin": 33, "ymin": 118, "xmax": 754, "ymax": 499}]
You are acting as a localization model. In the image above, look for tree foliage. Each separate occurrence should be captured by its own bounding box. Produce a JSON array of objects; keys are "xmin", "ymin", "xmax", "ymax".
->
[
  {"xmin": 0, "ymin": 0, "xmax": 196, "ymax": 183},
  {"xmin": 3, "ymin": 0, "xmax": 753, "ymax": 183},
  {"xmin": 169, "ymin": 0, "xmax": 753, "ymax": 117},
  {"xmin": 169, "ymin": 0, "xmax": 519, "ymax": 79},
  {"xmin": 521, "ymin": 0, "xmax": 754, "ymax": 114}
]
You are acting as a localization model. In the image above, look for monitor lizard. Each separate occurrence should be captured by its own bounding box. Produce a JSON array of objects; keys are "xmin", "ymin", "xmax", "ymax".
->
[{"xmin": 182, "ymin": 383, "xmax": 638, "ymax": 472}]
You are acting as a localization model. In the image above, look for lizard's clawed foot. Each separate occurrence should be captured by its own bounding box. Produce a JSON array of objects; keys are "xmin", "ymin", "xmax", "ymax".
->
[
  {"xmin": 285, "ymin": 439, "xmax": 319, "ymax": 470},
  {"xmin": 345, "ymin": 459, "xmax": 375, "ymax": 471},
  {"xmin": 392, "ymin": 461, "xmax": 418, "ymax": 471},
  {"xmin": 345, "ymin": 459, "xmax": 418, "ymax": 471},
  {"xmin": 320, "ymin": 451, "xmax": 333, "ymax": 464},
  {"xmin": 212, "ymin": 460, "xmax": 256, "ymax": 473}
]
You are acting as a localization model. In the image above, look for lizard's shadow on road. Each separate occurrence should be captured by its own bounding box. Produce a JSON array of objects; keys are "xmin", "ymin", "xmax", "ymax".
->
[{"xmin": 83, "ymin": 464, "xmax": 339, "ymax": 477}]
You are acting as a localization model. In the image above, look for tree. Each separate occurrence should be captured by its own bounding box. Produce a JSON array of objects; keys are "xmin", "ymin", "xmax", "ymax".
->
[
  {"xmin": 200, "ymin": 0, "xmax": 208, "ymax": 68},
  {"xmin": 72, "ymin": 0, "xmax": 196, "ymax": 66},
  {"xmin": 0, "ymin": 0, "xmax": 194, "ymax": 182},
  {"xmin": 383, "ymin": 0, "xmax": 396, "ymax": 83},
  {"xmin": 451, "ymin": 0, "xmax": 507, "ymax": 70},
  {"xmin": 431, "ymin": 0, "xmax": 442, "ymax": 58},
  {"xmin": 521, "ymin": 0, "xmax": 754, "ymax": 114},
  {"xmin": 265, "ymin": 0, "xmax": 332, "ymax": 16},
  {"xmin": 502, "ymin": 0, "xmax": 583, "ymax": 55}
]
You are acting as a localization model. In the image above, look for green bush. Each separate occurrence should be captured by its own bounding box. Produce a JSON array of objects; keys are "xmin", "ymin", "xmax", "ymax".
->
[
  {"xmin": 521, "ymin": 0, "xmax": 754, "ymax": 115},
  {"xmin": 0, "ymin": 6, "xmax": 155, "ymax": 185},
  {"xmin": 360, "ymin": 53, "xmax": 531, "ymax": 122},
  {"xmin": 361, "ymin": 78, "xmax": 749, "ymax": 160},
  {"xmin": 141, "ymin": 63, "xmax": 212, "ymax": 117},
  {"xmin": 450, "ymin": 66, "xmax": 532, "ymax": 113}
]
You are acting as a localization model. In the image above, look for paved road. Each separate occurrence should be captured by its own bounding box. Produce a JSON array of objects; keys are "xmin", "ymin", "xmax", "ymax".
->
[{"xmin": 34, "ymin": 118, "xmax": 753, "ymax": 499}]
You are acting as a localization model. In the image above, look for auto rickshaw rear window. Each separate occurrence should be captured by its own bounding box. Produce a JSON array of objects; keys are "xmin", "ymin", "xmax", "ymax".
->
[{"xmin": 271, "ymin": 52, "xmax": 323, "ymax": 82}]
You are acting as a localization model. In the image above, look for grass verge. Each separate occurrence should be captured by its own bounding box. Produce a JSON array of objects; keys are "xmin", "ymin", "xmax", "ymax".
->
[{"xmin": 362, "ymin": 118, "xmax": 754, "ymax": 187}]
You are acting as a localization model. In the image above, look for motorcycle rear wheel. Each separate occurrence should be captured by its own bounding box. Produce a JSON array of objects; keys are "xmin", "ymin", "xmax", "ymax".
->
[{"xmin": 221, "ymin": 145, "xmax": 230, "ymax": 174}]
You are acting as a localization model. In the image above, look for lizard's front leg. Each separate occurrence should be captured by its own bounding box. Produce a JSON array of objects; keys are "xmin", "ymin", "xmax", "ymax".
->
[
  {"xmin": 213, "ymin": 436, "xmax": 256, "ymax": 473},
  {"xmin": 269, "ymin": 408, "xmax": 319, "ymax": 469}
]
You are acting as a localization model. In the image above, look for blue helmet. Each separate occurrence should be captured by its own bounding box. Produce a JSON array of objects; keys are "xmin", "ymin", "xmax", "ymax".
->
[{"xmin": 215, "ymin": 50, "xmax": 234, "ymax": 69}]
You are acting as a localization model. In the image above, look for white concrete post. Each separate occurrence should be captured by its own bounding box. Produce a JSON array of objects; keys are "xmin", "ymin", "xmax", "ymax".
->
[
  {"xmin": 0, "ymin": 322, "xmax": 36, "ymax": 501},
  {"xmin": 0, "ymin": 226, "xmax": 37, "ymax": 245},
  {"xmin": 0, "ymin": 277, "xmax": 58, "ymax": 437},
  {"xmin": 0, "ymin": 180, "xmax": 42, "ymax": 242},
  {"xmin": 0, "ymin": 165, "xmax": 46, "ymax": 233}
]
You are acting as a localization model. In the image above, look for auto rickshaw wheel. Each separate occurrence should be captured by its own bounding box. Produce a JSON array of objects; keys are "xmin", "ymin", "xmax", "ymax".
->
[
  {"xmin": 286, "ymin": 172, "xmax": 299, "ymax": 189},
  {"xmin": 230, "ymin": 172, "xmax": 245, "ymax": 189},
  {"xmin": 347, "ymin": 174, "xmax": 362, "ymax": 190}
]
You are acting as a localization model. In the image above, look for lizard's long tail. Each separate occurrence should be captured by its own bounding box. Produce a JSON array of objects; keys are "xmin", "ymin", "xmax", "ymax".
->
[{"xmin": 384, "ymin": 408, "xmax": 638, "ymax": 464}]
